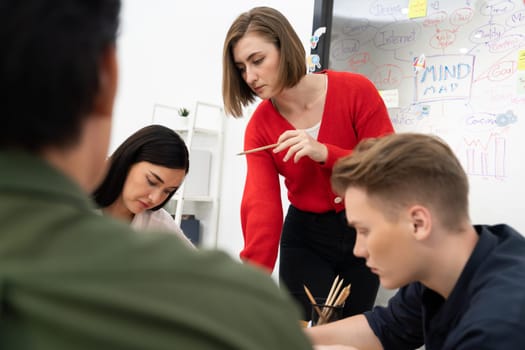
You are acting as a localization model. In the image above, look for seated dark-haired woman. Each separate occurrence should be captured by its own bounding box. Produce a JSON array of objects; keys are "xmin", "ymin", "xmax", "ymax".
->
[{"xmin": 93, "ymin": 124, "xmax": 194, "ymax": 248}]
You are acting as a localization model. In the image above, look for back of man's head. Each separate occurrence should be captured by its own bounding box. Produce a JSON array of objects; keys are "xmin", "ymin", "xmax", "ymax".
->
[
  {"xmin": 0, "ymin": 0, "xmax": 120, "ymax": 152},
  {"xmin": 332, "ymin": 133, "xmax": 470, "ymax": 230}
]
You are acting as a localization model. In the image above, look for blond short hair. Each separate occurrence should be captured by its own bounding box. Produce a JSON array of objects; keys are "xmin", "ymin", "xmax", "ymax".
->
[{"xmin": 332, "ymin": 133, "xmax": 470, "ymax": 229}]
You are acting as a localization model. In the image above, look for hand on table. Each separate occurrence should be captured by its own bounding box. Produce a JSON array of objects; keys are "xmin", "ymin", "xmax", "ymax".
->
[{"xmin": 314, "ymin": 345, "xmax": 360, "ymax": 350}]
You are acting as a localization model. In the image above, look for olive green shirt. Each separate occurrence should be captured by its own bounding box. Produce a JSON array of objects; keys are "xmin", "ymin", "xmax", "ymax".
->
[{"xmin": 0, "ymin": 151, "xmax": 312, "ymax": 350}]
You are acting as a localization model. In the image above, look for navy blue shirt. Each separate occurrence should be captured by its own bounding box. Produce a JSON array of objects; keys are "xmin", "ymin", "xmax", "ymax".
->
[{"xmin": 365, "ymin": 225, "xmax": 525, "ymax": 350}]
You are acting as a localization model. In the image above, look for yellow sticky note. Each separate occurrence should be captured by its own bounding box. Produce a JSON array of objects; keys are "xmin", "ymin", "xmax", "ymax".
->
[
  {"xmin": 408, "ymin": 0, "xmax": 427, "ymax": 19},
  {"xmin": 518, "ymin": 50, "xmax": 525, "ymax": 71}
]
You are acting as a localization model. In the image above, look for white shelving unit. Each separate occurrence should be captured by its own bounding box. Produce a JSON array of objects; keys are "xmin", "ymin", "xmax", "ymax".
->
[{"xmin": 152, "ymin": 101, "xmax": 224, "ymax": 247}]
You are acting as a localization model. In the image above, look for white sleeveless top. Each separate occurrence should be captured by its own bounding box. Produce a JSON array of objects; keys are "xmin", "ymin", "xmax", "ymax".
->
[{"xmin": 305, "ymin": 121, "xmax": 321, "ymax": 139}]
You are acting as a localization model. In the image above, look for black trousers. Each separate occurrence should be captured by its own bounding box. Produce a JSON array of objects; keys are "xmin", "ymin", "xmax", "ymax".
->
[{"xmin": 279, "ymin": 205, "xmax": 379, "ymax": 321}]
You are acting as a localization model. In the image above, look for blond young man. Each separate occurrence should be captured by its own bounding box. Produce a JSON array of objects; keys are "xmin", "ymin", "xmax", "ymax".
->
[{"xmin": 306, "ymin": 133, "xmax": 525, "ymax": 350}]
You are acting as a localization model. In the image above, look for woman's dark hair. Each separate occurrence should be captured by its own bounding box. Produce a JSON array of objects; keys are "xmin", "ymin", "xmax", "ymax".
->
[{"xmin": 93, "ymin": 124, "xmax": 189, "ymax": 211}]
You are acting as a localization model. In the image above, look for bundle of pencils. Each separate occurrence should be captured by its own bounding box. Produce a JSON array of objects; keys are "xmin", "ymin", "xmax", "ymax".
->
[{"xmin": 303, "ymin": 275, "xmax": 351, "ymax": 326}]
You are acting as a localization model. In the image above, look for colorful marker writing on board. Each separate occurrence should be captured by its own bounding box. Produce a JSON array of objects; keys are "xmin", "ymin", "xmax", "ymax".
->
[{"xmin": 413, "ymin": 53, "xmax": 426, "ymax": 73}]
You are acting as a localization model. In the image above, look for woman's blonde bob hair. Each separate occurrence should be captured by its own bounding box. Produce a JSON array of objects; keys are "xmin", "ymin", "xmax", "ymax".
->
[{"xmin": 222, "ymin": 6, "xmax": 306, "ymax": 117}]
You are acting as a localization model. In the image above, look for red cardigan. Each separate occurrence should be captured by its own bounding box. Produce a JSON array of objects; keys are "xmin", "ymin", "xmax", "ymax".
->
[{"xmin": 240, "ymin": 70, "xmax": 394, "ymax": 271}]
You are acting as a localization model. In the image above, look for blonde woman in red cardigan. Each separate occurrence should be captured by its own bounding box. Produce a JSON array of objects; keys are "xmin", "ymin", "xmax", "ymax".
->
[{"xmin": 222, "ymin": 6, "xmax": 394, "ymax": 321}]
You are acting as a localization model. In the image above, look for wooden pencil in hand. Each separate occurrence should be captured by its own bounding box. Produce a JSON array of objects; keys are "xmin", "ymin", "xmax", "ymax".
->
[{"xmin": 236, "ymin": 143, "xmax": 279, "ymax": 155}]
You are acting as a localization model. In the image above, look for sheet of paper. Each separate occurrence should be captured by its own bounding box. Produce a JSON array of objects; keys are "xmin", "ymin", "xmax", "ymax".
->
[
  {"xmin": 379, "ymin": 89, "xmax": 399, "ymax": 108},
  {"xmin": 518, "ymin": 72, "xmax": 525, "ymax": 95}
]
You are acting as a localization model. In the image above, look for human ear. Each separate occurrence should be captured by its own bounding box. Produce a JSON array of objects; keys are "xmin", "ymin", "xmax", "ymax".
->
[{"xmin": 409, "ymin": 205, "xmax": 432, "ymax": 240}]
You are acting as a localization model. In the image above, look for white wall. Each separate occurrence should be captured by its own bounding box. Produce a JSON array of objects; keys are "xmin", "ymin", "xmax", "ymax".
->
[{"xmin": 113, "ymin": 0, "xmax": 315, "ymax": 261}]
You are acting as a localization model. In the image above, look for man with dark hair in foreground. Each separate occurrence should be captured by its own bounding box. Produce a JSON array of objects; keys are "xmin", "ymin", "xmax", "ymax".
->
[{"xmin": 0, "ymin": 1, "xmax": 313, "ymax": 349}]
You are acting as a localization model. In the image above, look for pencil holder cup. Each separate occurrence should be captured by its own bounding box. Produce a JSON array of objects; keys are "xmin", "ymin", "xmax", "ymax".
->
[{"xmin": 311, "ymin": 298, "xmax": 344, "ymax": 326}]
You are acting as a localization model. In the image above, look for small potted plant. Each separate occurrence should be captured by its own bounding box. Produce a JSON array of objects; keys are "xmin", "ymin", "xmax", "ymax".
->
[
  {"xmin": 173, "ymin": 107, "xmax": 190, "ymax": 129},
  {"xmin": 178, "ymin": 107, "xmax": 190, "ymax": 117}
]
